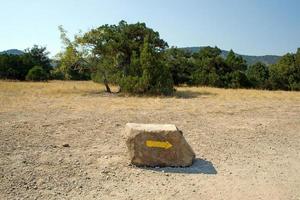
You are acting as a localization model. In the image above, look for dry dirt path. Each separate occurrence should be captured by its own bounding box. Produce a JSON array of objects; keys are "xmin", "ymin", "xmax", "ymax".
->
[{"xmin": 0, "ymin": 81, "xmax": 300, "ymax": 200}]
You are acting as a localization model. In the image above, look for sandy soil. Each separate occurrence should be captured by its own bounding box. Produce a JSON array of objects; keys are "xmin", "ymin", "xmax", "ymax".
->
[{"xmin": 0, "ymin": 81, "xmax": 300, "ymax": 200}]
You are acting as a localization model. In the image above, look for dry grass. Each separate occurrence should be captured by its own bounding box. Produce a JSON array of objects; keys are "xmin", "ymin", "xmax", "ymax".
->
[
  {"xmin": 1, "ymin": 80, "xmax": 299, "ymax": 107},
  {"xmin": 1, "ymin": 80, "xmax": 299, "ymax": 117}
]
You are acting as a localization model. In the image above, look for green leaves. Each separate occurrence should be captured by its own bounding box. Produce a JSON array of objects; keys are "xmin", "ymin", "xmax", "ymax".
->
[
  {"xmin": 269, "ymin": 52, "xmax": 300, "ymax": 90},
  {"xmin": 77, "ymin": 21, "xmax": 173, "ymax": 95},
  {"xmin": 26, "ymin": 66, "xmax": 48, "ymax": 81},
  {"xmin": 246, "ymin": 62, "xmax": 269, "ymax": 88}
]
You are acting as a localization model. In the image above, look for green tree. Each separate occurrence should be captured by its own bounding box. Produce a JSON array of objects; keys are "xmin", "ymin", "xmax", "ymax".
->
[
  {"xmin": 0, "ymin": 54, "xmax": 25, "ymax": 79},
  {"xmin": 190, "ymin": 47, "xmax": 250, "ymax": 88},
  {"xmin": 191, "ymin": 47, "xmax": 225, "ymax": 87},
  {"xmin": 77, "ymin": 21, "xmax": 173, "ymax": 94},
  {"xmin": 23, "ymin": 45, "xmax": 52, "ymax": 73},
  {"xmin": 165, "ymin": 47, "xmax": 193, "ymax": 85},
  {"xmin": 246, "ymin": 62, "xmax": 269, "ymax": 88},
  {"xmin": 55, "ymin": 26, "xmax": 90, "ymax": 80},
  {"xmin": 0, "ymin": 46, "xmax": 52, "ymax": 81},
  {"xmin": 269, "ymin": 51, "xmax": 300, "ymax": 90},
  {"xmin": 26, "ymin": 66, "xmax": 48, "ymax": 81},
  {"xmin": 225, "ymin": 50, "xmax": 247, "ymax": 71},
  {"xmin": 226, "ymin": 71, "xmax": 250, "ymax": 88}
]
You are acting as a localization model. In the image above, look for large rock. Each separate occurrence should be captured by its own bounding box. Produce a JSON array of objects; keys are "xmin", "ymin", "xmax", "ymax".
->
[{"xmin": 125, "ymin": 123, "xmax": 195, "ymax": 167}]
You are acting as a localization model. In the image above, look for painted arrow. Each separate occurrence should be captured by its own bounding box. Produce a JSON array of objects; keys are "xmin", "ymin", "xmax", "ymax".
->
[{"xmin": 146, "ymin": 140, "xmax": 173, "ymax": 149}]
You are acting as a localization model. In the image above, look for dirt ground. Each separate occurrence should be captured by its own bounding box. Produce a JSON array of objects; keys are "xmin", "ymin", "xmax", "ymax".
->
[{"xmin": 0, "ymin": 81, "xmax": 300, "ymax": 200}]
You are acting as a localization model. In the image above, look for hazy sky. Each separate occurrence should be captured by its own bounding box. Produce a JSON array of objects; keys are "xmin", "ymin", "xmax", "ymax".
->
[{"xmin": 1, "ymin": 0, "xmax": 299, "ymax": 56}]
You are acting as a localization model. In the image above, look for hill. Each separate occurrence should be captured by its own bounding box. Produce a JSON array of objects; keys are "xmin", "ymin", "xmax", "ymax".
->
[
  {"xmin": 182, "ymin": 46, "xmax": 281, "ymax": 65},
  {"xmin": 0, "ymin": 49, "xmax": 24, "ymax": 55}
]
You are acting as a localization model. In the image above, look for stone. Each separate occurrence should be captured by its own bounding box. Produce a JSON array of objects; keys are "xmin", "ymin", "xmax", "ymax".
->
[
  {"xmin": 125, "ymin": 123, "xmax": 195, "ymax": 167},
  {"xmin": 62, "ymin": 143, "xmax": 70, "ymax": 147}
]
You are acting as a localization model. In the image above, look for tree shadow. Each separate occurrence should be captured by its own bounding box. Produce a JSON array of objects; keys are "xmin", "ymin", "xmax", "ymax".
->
[
  {"xmin": 140, "ymin": 158, "xmax": 217, "ymax": 174},
  {"xmin": 173, "ymin": 90, "xmax": 217, "ymax": 99},
  {"xmin": 81, "ymin": 89, "xmax": 217, "ymax": 99}
]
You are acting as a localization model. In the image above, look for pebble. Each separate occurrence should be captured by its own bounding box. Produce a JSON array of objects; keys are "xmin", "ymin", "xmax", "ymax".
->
[{"xmin": 62, "ymin": 144, "xmax": 70, "ymax": 147}]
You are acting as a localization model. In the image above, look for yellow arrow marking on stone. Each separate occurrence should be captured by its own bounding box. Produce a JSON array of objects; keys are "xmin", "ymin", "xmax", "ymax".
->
[{"xmin": 146, "ymin": 140, "xmax": 173, "ymax": 149}]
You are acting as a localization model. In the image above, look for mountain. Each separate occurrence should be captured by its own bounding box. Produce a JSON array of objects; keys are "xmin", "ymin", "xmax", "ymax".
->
[
  {"xmin": 181, "ymin": 47, "xmax": 281, "ymax": 65},
  {"xmin": 1, "ymin": 47, "xmax": 281, "ymax": 65},
  {"xmin": 0, "ymin": 49, "xmax": 24, "ymax": 55}
]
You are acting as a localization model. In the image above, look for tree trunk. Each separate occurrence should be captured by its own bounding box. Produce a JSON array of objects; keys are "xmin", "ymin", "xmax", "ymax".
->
[
  {"xmin": 117, "ymin": 86, "xmax": 122, "ymax": 93},
  {"xmin": 103, "ymin": 77, "xmax": 111, "ymax": 93},
  {"xmin": 104, "ymin": 83, "xmax": 111, "ymax": 93}
]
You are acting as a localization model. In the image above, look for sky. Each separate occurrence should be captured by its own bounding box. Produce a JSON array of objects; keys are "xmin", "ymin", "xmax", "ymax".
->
[{"xmin": 0, "ymin": 0, "xmax": 299, "ymax": 57}]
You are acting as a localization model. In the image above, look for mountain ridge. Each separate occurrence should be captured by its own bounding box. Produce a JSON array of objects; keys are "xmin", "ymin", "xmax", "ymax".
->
[
  {"xmin": 181, "ymin": 46, "xmax": 281, "ymax": 65},
  {"xmin": 0, "ymin": 49, "xmax": 24, "ymax": 55},
  {"xmin": 1, "ymin": 48, "xmax": 281, "ymax": 65}
]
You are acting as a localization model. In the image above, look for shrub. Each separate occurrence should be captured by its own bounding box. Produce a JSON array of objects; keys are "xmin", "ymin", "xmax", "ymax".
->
[
  {"xmin": 26, "ymin": 66, "xmax": 48, "ymax": 81},
  {"xmin": 246, "ymin": 62, "xmax": 269, "ymax": 88},
  {"xmin": 227, "ymin": 71, "xmax": 250, "ymax": 88}
]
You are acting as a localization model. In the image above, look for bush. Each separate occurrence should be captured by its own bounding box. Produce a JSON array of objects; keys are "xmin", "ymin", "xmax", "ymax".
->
[
  {"xmin": 26, "ymin": 66, "xmax": 48, "ymax": 81},
  {"xmin": 246, "ymin": 62, "xmax": 269, "ymax": 88},
  {"xmin": 268, "ymin": 52, "xmax": 300, "ymax": 90},
  {"xmin": 226, "ymin": 71, "xmax": 250, "ymax": 88},
  {"xmin": 50, "ymin": 68, "xmax": 64, "ymax": 80}
]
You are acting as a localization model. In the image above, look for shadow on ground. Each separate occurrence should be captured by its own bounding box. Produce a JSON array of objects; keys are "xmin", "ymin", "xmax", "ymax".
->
[
  {"xmin": 141, "ymin": 158, "xmax": 217, "ymax": 174},
  {"xmin": 173, "ymin": 90, "xmax": 217, "ymax": 99},
  {"xmin": 82, "ymin": 89, "xmax": 217, "ymax": 99}
]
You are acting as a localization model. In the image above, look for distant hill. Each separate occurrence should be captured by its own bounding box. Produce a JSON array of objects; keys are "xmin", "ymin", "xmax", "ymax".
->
[
  {"xmin": 182, "ymin": 47, "xmax": 281, "ymax": 65},
  {"xmin": 0, "ymin": 49, "xmax": 24, "ymax": 55},
  {"xmin": 1, "ymin": 47, "xmax": 281, "ymax": 65}
]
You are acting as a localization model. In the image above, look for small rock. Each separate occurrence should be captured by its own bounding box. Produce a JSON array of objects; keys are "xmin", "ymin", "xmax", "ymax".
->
[{"xmin": 62, "ymin": 144, "xmax": 70, "ymax": 147}]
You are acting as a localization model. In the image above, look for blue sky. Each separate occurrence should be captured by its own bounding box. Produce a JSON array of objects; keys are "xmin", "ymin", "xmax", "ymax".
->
[{"xmin": 0, "ymin": 0, "xmax": 299, "ymax": 57}]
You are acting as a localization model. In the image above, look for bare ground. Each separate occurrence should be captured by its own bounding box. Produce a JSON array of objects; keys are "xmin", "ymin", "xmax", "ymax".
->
[{"xmin": 0, "ymin": 81, "xmax": 300, "ymax": 200}]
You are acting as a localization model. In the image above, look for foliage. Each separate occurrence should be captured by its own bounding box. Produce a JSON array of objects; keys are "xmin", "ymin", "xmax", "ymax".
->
[
  {"xmin": 225, "ymin": 50, "xmax": 247, "ymax": 71},
  {"xmin": 189, "ymin": 47, "xmax": 249, "ymax": 88},
  {"xmin": 268, "ymin": 50, "xmax": 300, "ymax": 91},
  {"xmin": 54, "ymin": 26, "xmax": 90, "ymax": 80},
  {"xmin": 246, "ymin": 62, "xmax": 269, "ymax": 88},
  {"xmin": 165, "ymin": 47, "xmax": 193, "ymax": 85},
  {"xmin": 26, "ymin": 66, "xmax": 48, "ymax": 81},
  {"xmin": 77, "ymin": 21, "xmax": 173, "ymax": 95},
  {"xmin": 0, "ymin": 45, "xmax": 52, "ymax": 80},
  {"xmin": 226, "ymin": 71, "xmax": 250, "ymax": 88},
  {"xmin": 23, "ymin": 45, "xmax": 52, "ymax": 73}
]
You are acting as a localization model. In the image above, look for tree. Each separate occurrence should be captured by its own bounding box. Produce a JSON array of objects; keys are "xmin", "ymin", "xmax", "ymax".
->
[
  {"xmin": 26, "ymin": 66, "xmax": 48, "ymax": 81},
  {"xmin": 269, "ymin": 51, "xmax": 300, "ymax": 90},
  {"xmin": 0, "ymin": 46, "xmax": 52, "ymax": 80},
  {"xmin": 0, "ymin": 54, "xmax": 25, "ymax": 79},
  {"xmin": 55, "ymin": 26, "xmax": 90, "ymax": 80},
  {"xmin": 191, "ymin": 47, "xmax": 226, "ymax": 87},
  {"xmin": 246, "ymin": 62, "xmax": 269, "ymax": 88},
  {"xmin": 225, "ymin": 50, "xmax": 247, "ymax": 71},
  {"xmin": 226, "ymin": 70, "xmax": 250, "ymax": 88},
  {"xmin": 77, "ymin": 21, "xmax": 173, "ymax": 95},
  {"xmin": 23, "ymin": 45, "xmax": 52, "ymax": 73},
  {"xmin": 190, "ymin": 47, "xmax": 250, "ymax": 88},
  {"xmin": 165, "ymin": 47, "xmax": 193, "ymax": 85}
]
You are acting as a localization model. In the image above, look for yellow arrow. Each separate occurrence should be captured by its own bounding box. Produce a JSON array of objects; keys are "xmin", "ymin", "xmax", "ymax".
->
[{"xmin": 146, "ymin": 140, "xmax": 173, "ymax": 149}]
